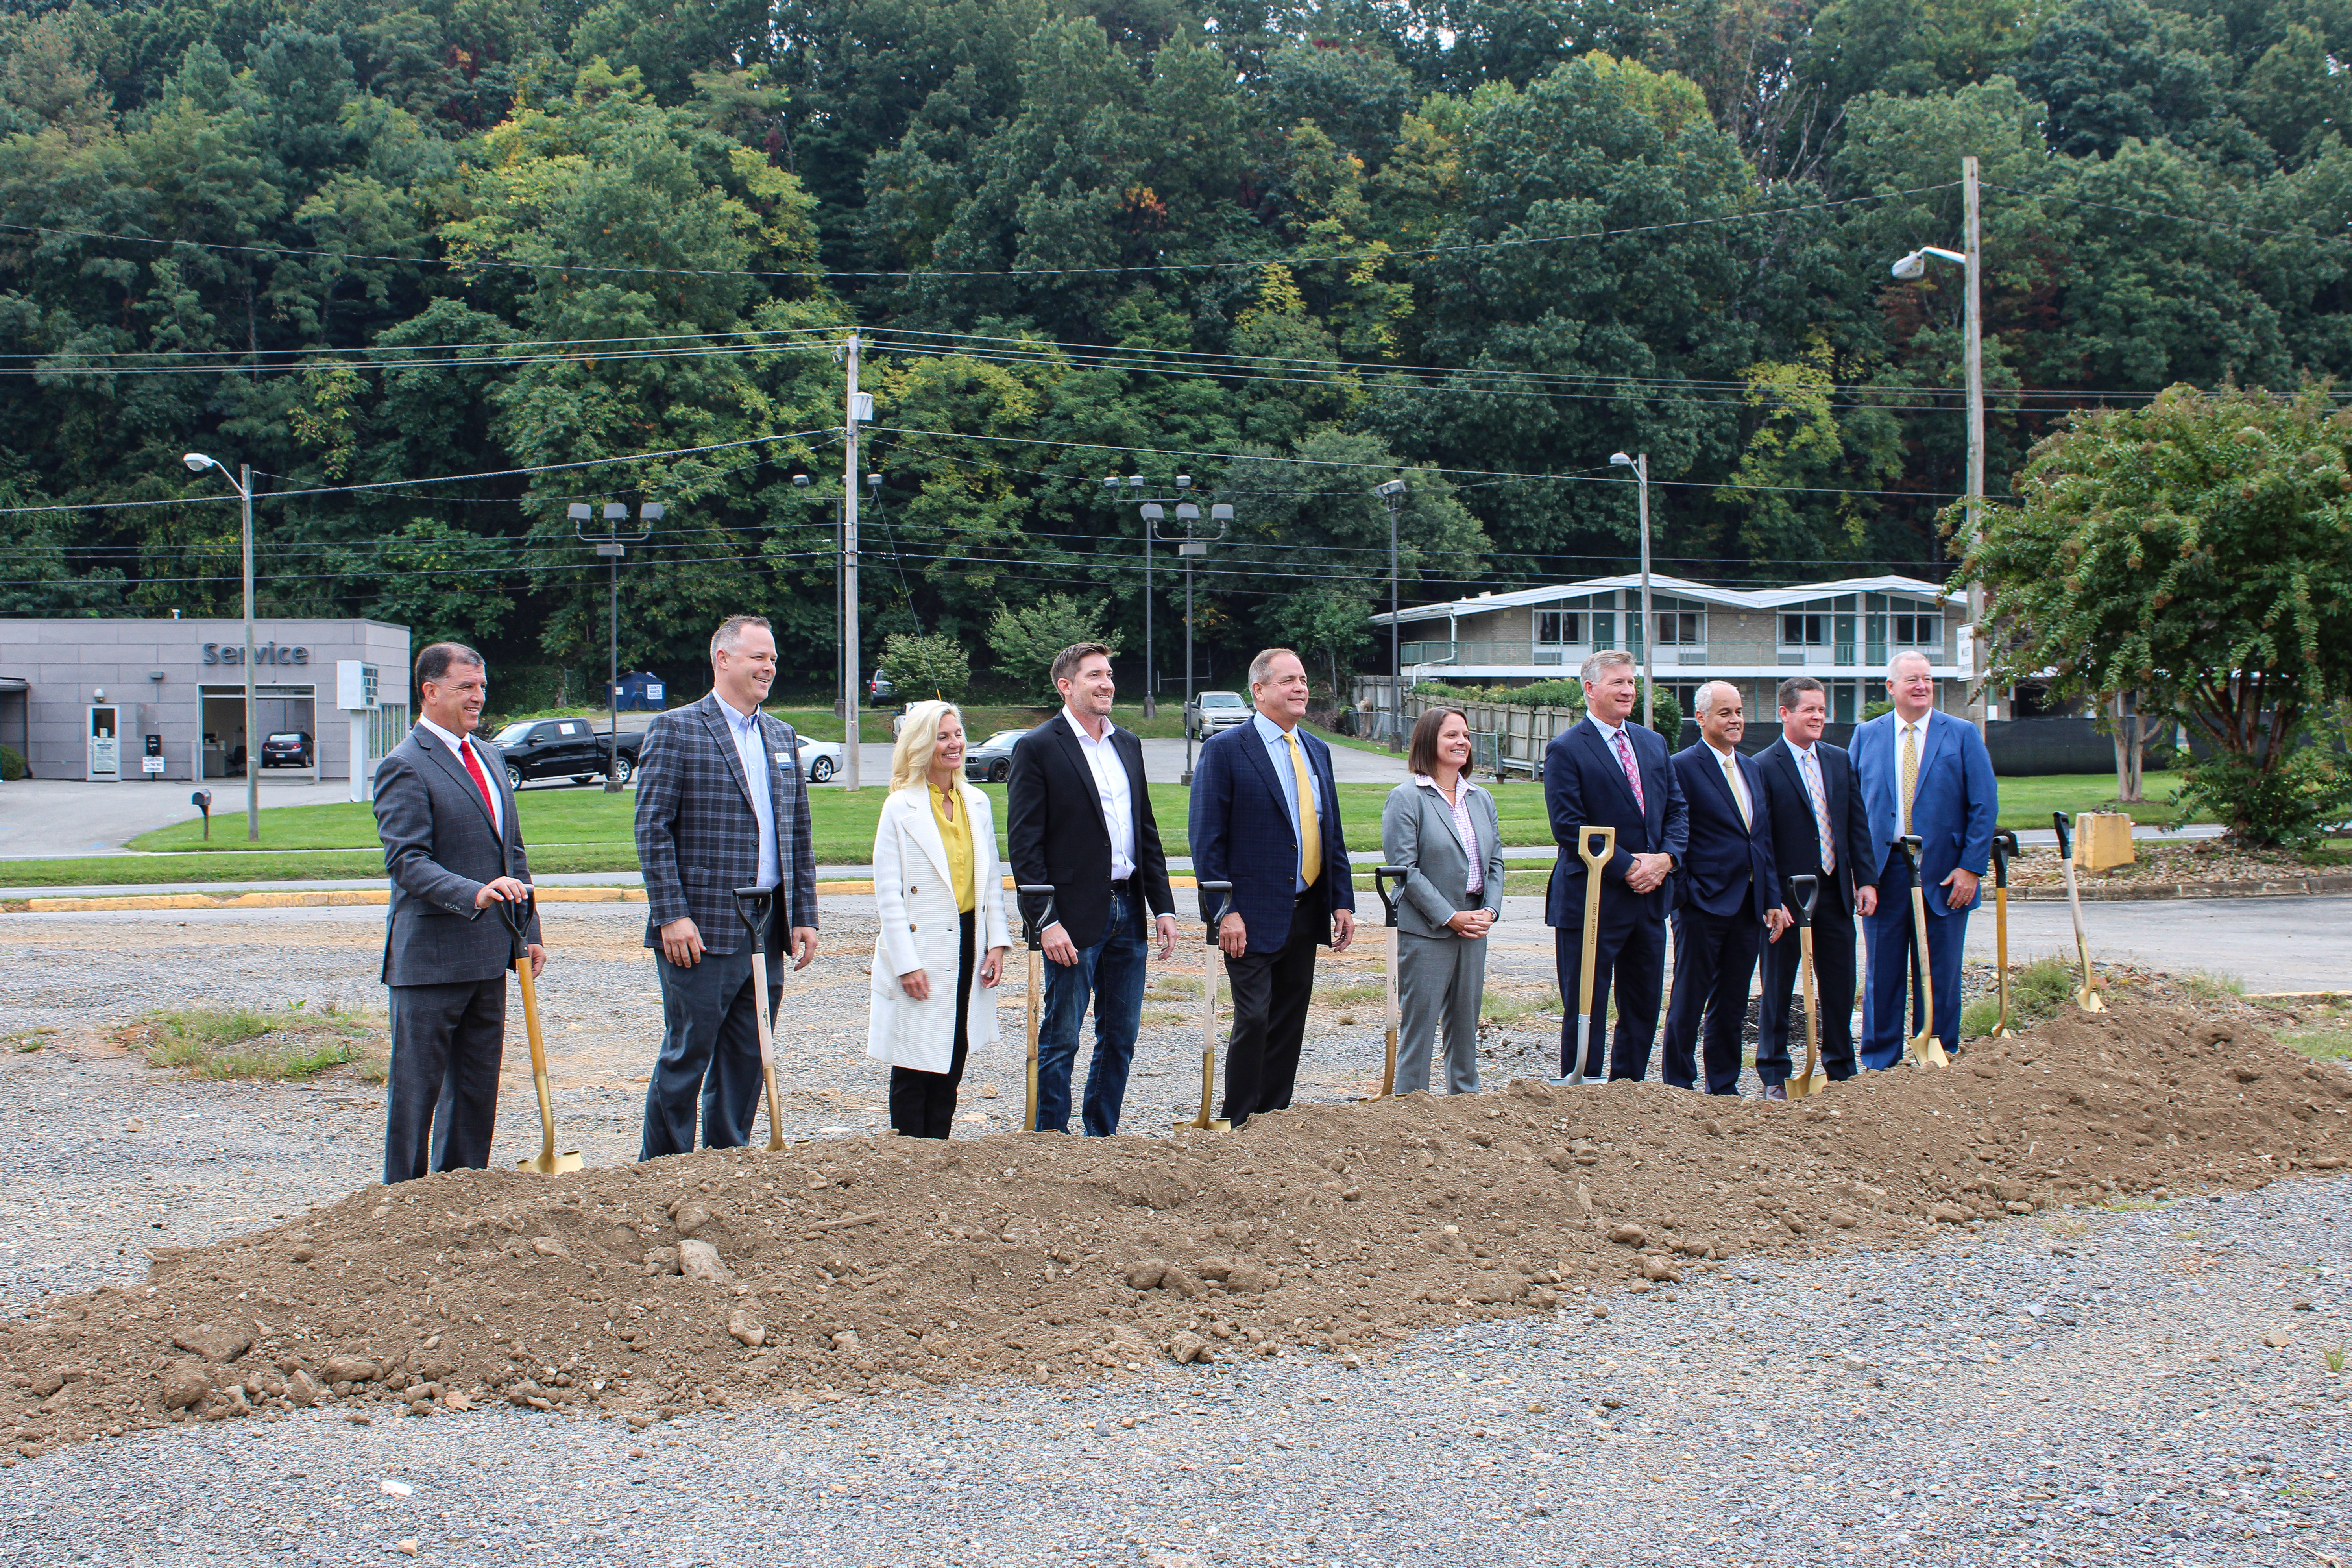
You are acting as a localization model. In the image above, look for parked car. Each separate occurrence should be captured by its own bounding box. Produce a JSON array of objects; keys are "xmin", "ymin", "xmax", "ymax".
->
[
  {"xmin": 963, "ymin": 728, "xmax": 1029, "ymax": 784},
  {"xmin": 487, "ymin": 717, "xmax": 643, "ymax": 788},
  {"xmin": 796, "ymin": 737, "xmax": 843, "ymax": 784},
  {"xmin": 1184, "ymin": 690, "xmax": 1251, "ymax": 739},
  {"xmin": 259, "ymin": 731, "xmax": 313, "ymax": 768},
  {"xmin": 867, "ymin": 669, "xmax": 894, "ymax": 703}
]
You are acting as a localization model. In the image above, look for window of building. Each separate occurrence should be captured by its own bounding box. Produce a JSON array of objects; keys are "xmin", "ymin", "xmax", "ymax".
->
[
  {"xmin": 1655, "ymin": 611, "xmax": 1702, "ymax": 645},
  {"xmin": 1782, "ymin": 613, "xmax": 1826, "ymax": 646},
  {"xmin": 1891, "ymin": 611, "xmax": 1936, "ymax": 646},
  {"xmin": 1534, "ymin": 610, "xmax": 1582, "ymax": 646}
]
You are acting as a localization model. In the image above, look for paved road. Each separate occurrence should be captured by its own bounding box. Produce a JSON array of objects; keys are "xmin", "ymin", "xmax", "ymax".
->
[{"xmin": 0, "ymin": 777, "xmax": 351, "ymax": 858}]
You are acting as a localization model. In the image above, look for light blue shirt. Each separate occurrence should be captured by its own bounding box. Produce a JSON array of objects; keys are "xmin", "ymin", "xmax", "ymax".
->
[
  {"xmin": 719, "ymin": 696, "xmax": 780, "ymax": 889},
  {"xmin": 1252, "ymin": 710, "xmax": 1325, "ymax": 895}
]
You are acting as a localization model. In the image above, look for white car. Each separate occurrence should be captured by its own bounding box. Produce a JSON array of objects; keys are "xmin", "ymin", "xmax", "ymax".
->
[
  {"xmin": 1186, "ymin": 690, "xmax": 1251, "ymax": 739},
  {"xmin": 795, "ymin": 737, "xmax": 843, "ymax": 784}
]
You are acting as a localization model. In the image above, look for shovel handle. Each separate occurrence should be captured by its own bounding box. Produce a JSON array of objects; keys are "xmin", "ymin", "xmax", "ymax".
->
[
  {"xmin": 1017, "ymin": 884, "xmax": 1057, "ymax": 949},
  {"xmin": 1196, "ymin": 880, "xmax": 1233, "ymax": 940},
  {"xmin": 1373, "ymin": 866, "xmax": 1407, "ymax": 929},
  {"xmin": 2050, "ymin": 812, "xmax": 2073, "ymax": 861},
  {"xmin": 731, "ymin": 884, "xmax": 777, "ymax": 949},
  {"xmin": 1990, "ymin": 830, "xmax": 2018, "ymax": 888},
  {"xmin": 493, "ymin": 885, "xmax": 536, "ymax": 960},
  {"xmin": 1786, "ymin": 872, "xmax": 1818, "ymax": 927}
]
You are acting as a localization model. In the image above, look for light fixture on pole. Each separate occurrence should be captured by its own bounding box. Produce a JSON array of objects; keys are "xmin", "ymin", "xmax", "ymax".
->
[
  {"xmin": 1105, "ymin": 472, "xmax": 1192, "ymax": 718},
  {"xmin": 795, "ymin": 471, "xmax": 884, "ymax": 730},
  {"xmin": 1890, "ymin": 154, "xmax": 1987, "ymax": 736},
  {"xmin": 572, "ymin": 500, "xmax": 658, "ymax": 791},
  {"xmin": 183, "ymin": 452, "xmax": 259, "ymax": 842},
  {"xmin": 1151, "ymin": 498, "xmax": 1232, "ymax": 784},
  {"xmin": 1375, "ymin": 480, "xmax": 1407, "ymax": 751},
  {"xmin": 1608, "ymin": 452, "xmax": 1654, "ymax": 731}
]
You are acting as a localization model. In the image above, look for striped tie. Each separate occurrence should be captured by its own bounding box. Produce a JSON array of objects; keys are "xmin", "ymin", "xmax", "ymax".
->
[
  {"xmin": 1802, "ymin": 749, "xmax": 1834, "ymax": 872},
  {"xmin": 1899, "ymin": 723, "xmax": 1920, "ymax": 837},
  {"xmin": 1613, "ymin": 730, "xmax": 1645, "ymax": 812}
]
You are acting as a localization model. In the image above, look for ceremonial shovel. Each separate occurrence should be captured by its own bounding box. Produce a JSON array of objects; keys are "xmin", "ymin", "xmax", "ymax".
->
[
  {"xmin": 1568, "ymin": 826, "xmax": 1615, "ymax": 1084},
  {"xmin": 730, "ymin": 886, "xmax": 788, "ymax": 1152},
  {"xmin": 1016, "ymin": 884, "xmax": 1057, "ymax": 1133},
  {"xmin": 2051, "ymin": 813, "xmax": 2104, "ymax": 1012},
  {"xmin": 1367, "ymin": 866, "xmax": 1409, "ymax": 1100},
  {"xmin": 495, "ymin": 892, "xmax": 582, "ymax": 1175},
  {"xmin": 1893, "ymin": 835, "xmax": 1951, "ymax": 1069},
  {"xmin": 1784, "ymin": 873, "xmax": 1825, "ymax": 1099},
  {"xmin": 1989, "ymin": 830, "xmax": 2020, "ymax": 1037},
  {"xmin": 1178, "ymin": 881, "xmax": 1234, "ymax": 1132}
]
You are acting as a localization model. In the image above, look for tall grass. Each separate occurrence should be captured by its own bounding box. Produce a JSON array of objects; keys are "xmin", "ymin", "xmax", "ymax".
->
[{"xmin": 121, "ymin": 1002, "xmax": 384, "ymax": 1081}]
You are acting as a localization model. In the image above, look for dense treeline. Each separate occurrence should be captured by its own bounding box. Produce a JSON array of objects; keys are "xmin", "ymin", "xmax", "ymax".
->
[{"xmin": 4, "ymin": 0, "xmax": 2352, "ymax": 696}]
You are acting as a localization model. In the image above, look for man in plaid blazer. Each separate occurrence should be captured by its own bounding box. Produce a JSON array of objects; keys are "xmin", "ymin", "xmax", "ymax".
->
[{"xmin": 634, "ymin": 615, "xmax": 819, "ymax": 1157}]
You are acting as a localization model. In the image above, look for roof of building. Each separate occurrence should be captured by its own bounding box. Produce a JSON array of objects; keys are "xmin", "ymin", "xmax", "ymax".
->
[{"xmin": 1369, "ymin": 573, "xmax": 1962, "ymax": 626}]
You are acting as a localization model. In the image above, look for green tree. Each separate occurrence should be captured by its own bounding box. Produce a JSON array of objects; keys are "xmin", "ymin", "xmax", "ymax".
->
[
  {"xmin": 1966, "ymin": 383, "xmax": 2352, "ymax": 846},
  {"xmin": 879, "ymin": 631, "xmax": 971, "ymax": 703},
  {"xmin": 987, "ymin": 593, "xmax": 1122, "ymax": 699}
]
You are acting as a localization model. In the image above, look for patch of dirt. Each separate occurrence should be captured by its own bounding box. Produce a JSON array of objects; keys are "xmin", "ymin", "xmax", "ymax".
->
[
  {"xmin": 2, "ymin": 1001, "xmax": 2345, "ymax": 1457},
  {"xmin": 2007, "ymin": 840, "xmax": 2345, "ymax": 891}
]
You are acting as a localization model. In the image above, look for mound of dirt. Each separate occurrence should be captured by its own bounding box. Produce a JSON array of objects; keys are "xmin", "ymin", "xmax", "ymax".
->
[{"xmin": 3, "ymin": 1002, "xmax": 2345, "ymax": 1457}]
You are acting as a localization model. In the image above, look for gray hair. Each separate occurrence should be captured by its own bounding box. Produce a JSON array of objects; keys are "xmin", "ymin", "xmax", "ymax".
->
[
  {"xmin": 414, "ymin": 642, "xmax": 484, "ymax": 691},
  {"xmin": 710, "ymin": 614, "xmax": 773, "ymax": 661},
  {"xmin": 1885, "ymin": 648, "xmax": 1932, "ymax": 681},
  {"xmin": 1692, "ymin": 679, "xmax": 1741, "ymax": 711},
  {"xmin": 1248, "ymin": 647, "xmax": 1303, "ymax": 687},
  {"xmin": 1579, "ymin": 648, "xmax": 1635, "ymax": 685}
]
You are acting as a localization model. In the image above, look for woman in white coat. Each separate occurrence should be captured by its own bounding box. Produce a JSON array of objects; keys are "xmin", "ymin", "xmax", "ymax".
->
[{"xmin": 869, "ymin": 701, "xmax": 1011, "ymax": 1137}]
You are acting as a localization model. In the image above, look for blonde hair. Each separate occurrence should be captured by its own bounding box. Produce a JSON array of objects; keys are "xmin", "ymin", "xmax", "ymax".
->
[{"xmin": 888, "ymin": 699, "xmax": 964, "ymax": 792}]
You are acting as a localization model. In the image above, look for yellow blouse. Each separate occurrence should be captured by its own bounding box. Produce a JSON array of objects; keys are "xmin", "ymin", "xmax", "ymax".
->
[{"xmin": 929, "ymin": 783, "xmax": 975, "ymax": 913}]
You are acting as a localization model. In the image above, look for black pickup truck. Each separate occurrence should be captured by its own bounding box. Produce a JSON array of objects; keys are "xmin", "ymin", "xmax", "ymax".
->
[{"xmin": 486, "ymin": 717, "xmax": 644, "ymax": 788}]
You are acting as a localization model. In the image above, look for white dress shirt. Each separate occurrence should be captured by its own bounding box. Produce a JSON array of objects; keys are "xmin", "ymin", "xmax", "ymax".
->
[
  {"xmin": 717, "ymin": 693, "xmax": 780, "ymax": 889},
  {"xmin": 418, "ymin": 715, "xmax": 500, "ymax": 838},
  {"xmin": 1062, "ymin": 707, "xmax": 1136, "ymax": 881},
  {"xmin": 1706, "ymin": 740, "xmax": 1753, "ymax": 826}
]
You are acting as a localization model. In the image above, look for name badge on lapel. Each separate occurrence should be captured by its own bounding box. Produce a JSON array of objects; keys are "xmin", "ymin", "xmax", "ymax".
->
[{"xmin": 774, "ymin": 751, "xmax": 792, "ymax": 767}]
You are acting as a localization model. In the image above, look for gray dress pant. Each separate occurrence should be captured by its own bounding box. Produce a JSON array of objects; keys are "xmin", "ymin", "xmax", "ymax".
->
[
  {"xmin": 384, "ymin": 976, "xmax": 506, "ymax": 1184},
  {"xmin": 641, "ymin": 937, "xmax": 783, "ymax": 1160},
  {"xmin": 1395, "ymin": 929, "xmax": 1487, "ymax": 1097}
]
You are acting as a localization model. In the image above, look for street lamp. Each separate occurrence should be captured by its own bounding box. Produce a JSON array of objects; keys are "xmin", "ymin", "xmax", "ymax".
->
[
  {"xmin": 1890, "ymin": 154, "xmax": 1988, "ymax": 736},
  {"xmin": 182, "ymin": 452, "xmax": 258, "ymax": 842},
  {"xmin": 1151, "ymin": 499, "xmax": 1232, "ymax": 783},
  {"xmin": 1375, "ymin": 480, "xmax": 1406, "ymax": 751},
  {"xmin": 1609, "ymin": 452, "xmax": 1654, "ymax": 731},
  {"xmin": 1104, "ymin": 473, "xmax": 1194, "ymax": 718},
  {"xmin": 571, "ymin": 500, "xmax": 659, "ymax": 791}
]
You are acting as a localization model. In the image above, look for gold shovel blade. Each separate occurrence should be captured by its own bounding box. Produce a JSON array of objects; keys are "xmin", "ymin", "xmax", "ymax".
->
[{"xmin": 519, "ymin": 1149, "xmax": 584, "ymax": 1175}]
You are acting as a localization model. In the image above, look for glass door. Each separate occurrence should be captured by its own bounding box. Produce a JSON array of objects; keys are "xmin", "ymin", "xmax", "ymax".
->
[{"xmin": 87, "ymin": 705, "xmax": 120, "ymax": 778}]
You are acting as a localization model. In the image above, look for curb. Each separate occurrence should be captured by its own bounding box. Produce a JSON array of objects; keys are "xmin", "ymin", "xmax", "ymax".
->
[
  {"xmin": 14, "ymin": 874, "xmax": 1206, "ymax": 914},
  {"xmin": 2010, "ymin": 873, "xmax": 2352, "ymax": 902}
]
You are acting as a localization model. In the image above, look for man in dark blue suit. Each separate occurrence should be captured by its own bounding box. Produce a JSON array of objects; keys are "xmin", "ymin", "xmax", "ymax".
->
[
  {"xmin": 1754, "ymin": 677, "xmax": 1877, "ymax": 1087},
  {"xmin": 1663, "ymin": 682, "xmax": 1788, "ymax": 1094},
  {"xmin": 1852, "ymin": 650, "xmax": 1999, "ymax": 1066},
  {"xmin": 1543, "ymin": 649, "xmax": 1687, "ymax": 1084},
  {"xmin": 1190, "ymin": 648, "xmax": 1356, "ymax": 1126}
]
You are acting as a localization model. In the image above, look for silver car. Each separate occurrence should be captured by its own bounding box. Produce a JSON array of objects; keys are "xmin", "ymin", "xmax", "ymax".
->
[{"xmin": 1184, "ymin": 690, "xmax": 1251, "ymax": 739}]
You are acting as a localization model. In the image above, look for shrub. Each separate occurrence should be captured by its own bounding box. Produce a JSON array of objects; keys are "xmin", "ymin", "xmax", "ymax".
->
[
  {"xmin": 878, "ymin": 632, "xmax": 970, "ymax": 704},
  {"xmin": 986, "ymin": 595, "xmax": 1121, "ymax": 701},
  {"xmin": 2171, "ymin": 742, "xmax": 2352, "ymax": 850},
  {"xmin": 0, "ymin": 744, "xmax": 24, "ymax": 781}
]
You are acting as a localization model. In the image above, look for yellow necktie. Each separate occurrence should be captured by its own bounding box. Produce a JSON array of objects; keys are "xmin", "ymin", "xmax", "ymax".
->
[
  {"xmin": 1899, "ymin": 723, "xmax": 1920, "ymax": 837},
  {"xmin": 1722, "ymin": 753, "xmax": 1750, "ymax": 828},
  {"xmin": 1287, "ymin": 732, "xmax": 1322, "ymax": 886}
]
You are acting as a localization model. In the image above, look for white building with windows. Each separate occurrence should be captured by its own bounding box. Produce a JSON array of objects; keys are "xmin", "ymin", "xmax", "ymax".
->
[{"xmin": 1370, "ymin": 573, "xmax": 1972, "ymax": 724}]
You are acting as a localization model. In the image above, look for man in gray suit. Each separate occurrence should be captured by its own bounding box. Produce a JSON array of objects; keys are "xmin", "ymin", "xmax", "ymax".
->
[
  {"xmin": 373, "ymin": 642, "xmax": 543, "ymax": 1185},
  {"xmin": 634, "ymin": 614, "xmax": 819, "ymax": 1158}
]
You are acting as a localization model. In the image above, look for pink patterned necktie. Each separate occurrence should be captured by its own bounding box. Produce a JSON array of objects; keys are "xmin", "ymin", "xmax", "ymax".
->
[{"xmin": 1612, "ymin": 729, "xmax": 1645, "ymax": 812}]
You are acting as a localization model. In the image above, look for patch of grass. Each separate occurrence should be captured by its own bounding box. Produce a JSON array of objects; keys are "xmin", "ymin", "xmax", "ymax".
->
[
  {"xmin": 1317, "ymin": 982, "xmax": 1385, "ymax": 1008},
  {"xmin": 2180, "ymin": 969, "xmax": 2246, "ymax": 1002},
  {"xmin": 1480, "ymin": 991, "xmax": 1544, "ymax": 1023},
  {"xmin": 1989, "ymin": 772, "xmax": 2199, "ymax": 830},
  {"xmin": 2326, "ymin": 1345, "xmax": 2346, "ymax": 1374},
  {"xmin": 1964, "ymin": 954, "xmax": 2080, "ymax": 1036},
  {"xmin": 117, "ymin": 1003, "xmax": 383, "ymax": 1081},
  {"xmin": 2274, "ymin": 1006, "xmax": 2352, "ymax": 1062}
]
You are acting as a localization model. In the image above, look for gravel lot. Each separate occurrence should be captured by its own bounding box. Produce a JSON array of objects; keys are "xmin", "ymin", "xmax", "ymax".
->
[{"xmin": 0, "ymin": 1177, "xmax": 2344, "ymax": 1566}]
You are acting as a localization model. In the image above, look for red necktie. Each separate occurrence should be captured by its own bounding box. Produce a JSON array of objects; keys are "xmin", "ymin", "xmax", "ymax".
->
[
  {"xmin": 1613, "ymin": 729, "xmax": 1646, "ymax": 812},
  {"xmin": 458, "ymin": 738, "xmax": 498, "ymax": 831}
]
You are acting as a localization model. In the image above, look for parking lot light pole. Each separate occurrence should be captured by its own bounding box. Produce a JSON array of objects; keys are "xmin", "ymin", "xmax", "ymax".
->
[
  {"xmin": 1152, "ymin": 499, "xmax": 1232, "ymax": 784},
  {"xmin": 1107, "ymin": 473, "xmax": 1196, "ymax": 719},
  {"xmin": 182, "ymin": 453, "xmax": 258, "ymax": 841},
  {"xmin": 573, "ymin": 501, "xmax": 657, "ymax": 791},
  {"xmin": 1609, "ymin": 452, "xmax": 1653, "ymax": 730}
]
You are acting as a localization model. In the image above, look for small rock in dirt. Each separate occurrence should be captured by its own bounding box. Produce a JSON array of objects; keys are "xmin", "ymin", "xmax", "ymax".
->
[
  {"xmin": 1124, "ymin": 1258, "xmax": 1170, "ymax": 1290},
  {"xmin": 285, "ymin": 1370, "xmax": 320, "ymax": 1408},
  {"xmin": 677, "ymin": 1239, "xmax": 732, "ymax": 1283},
  {"xmin": 643, "ymin": 1247, "xmax": 681, "ymax": 1276},
  {"xmin": 1606, "ymin": 1224, "xmax": 1647, "ymax": 1247},
  {"xmin": 1827, "ymin": 1208, "xmax": 1860, "ymax": 1228},
  {"xmin": 829, "ymin": 1330, "xmax": 861, "ymax": 1355},
  {"xmin": 318, "ymin": 1355, "xmax": 381, "ymax": 1385},
  {"xmin": 2262, "ymin": 1329, "xmax": 2294, "ymax": 1348},
  {"xmin": 671, "ymin": 1202, "xmax": 717, "ymax": 1238},
  {"xmin": 1576, "ymin": 1183, "xmax": 1594, "ymax": 1218},
  {"xmin": 169, "ymin": 1326, "xmax": 252, "ymax": 1365},
  {"xmin": 158, "ymin": 1362, "xmax": 211, "ymax": 1412},
  {"xmin": 531, "ymin": 1237, "xmax": 568, "ymax": 1260},
  {"xmin": 1927, "ymin": 1202, "xmax": 1971, "ymax": 1225},
  {"xmin": 1639, "ymin": 1256, "xmax": 1681, "ymax": 1283},
  {"xmin": 726, "ymin": 1310, "xmax": 766, "ymax": 1348},
  {"xmin": 1166, "ymin": 1331, "xmax": 1214, "ymax": 1365}
]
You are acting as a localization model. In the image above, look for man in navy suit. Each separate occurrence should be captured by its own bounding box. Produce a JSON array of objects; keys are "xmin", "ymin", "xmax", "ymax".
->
[
  {"xmin": 1852, "ymin": 650, "xmax": 1998, "ymax": 1067},
  {"xmin": 1190, "ymin": 648, "xmax": 1356, "ymax": 1127},
  {"xmin": 1663, "ymin": 682, "xmax": 1788, "ymax": 1094},
  {"xmin": 1543, "ymin": 649, "xmax": 1687, "ymax": 1084},
  {"xmin": 1755, "ymin": 677, "xmax": 1877, "ymax": 1088}
]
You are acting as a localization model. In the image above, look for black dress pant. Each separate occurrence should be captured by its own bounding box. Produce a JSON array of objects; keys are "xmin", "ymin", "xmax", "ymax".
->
[
  {"xmin": 385, "ymin": 975, "xmax": 506, "ymax": 1184},
  {"xmin": 1221, "ymin": 889, "xmax": 1324, "ymax": 1127},
  {"xmin": 1661, "ymin": 904, "xmax": 1763, "ymax": 1094},
  {"xmin": 1755, "ymin": 899, "xmax": 1858, "ymax": 1083},
  {"xmin": 641, "ymin": 933, "xmax": 784, "ymax": 1160},
  {"xmin": 1553, "ymin": 915, "xmax": 1665, "ymax": 1080},
  {"xmin": 890, "ymin": 910, "xmax": 975, "ymax": 1139}
]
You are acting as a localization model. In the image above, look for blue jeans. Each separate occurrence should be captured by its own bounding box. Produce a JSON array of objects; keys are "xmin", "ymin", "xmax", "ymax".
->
[{"xmin": 1037, "ymin": 886, "xmax": 1149, "ymax": 1135}]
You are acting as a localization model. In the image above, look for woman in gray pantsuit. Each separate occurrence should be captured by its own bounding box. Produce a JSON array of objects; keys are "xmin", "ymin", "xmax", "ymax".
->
[{"xmin": 1381, "ymin": 707, "xmax": 1506, "ymax": 1096}]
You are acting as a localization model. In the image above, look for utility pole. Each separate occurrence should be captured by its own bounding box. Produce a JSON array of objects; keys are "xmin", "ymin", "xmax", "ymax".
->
[
  {"xmin": 240, "ymin": 464, "xmax": 257, "ymax": 842},
  {"xmin": 1610, "ymin": 452, "xmax": 1653, "ymax": 730},
  {"xmin": 1154, "ymin": 500, "xmax": 1231, "ymax": 783},
  {"xmin": 1376, "ymin": 480, "xmax": 1406, "ymax": 750},
  {"xmin": 573, "ymin": 501, "xmax": 656, "ymax": 790},
  {"xmin": 1962, "ymin": 154, "xmax": 1988, "ymax": 738},
  {"xmin": 842, "ymin": 333, "xmax": 863, "ymax": 790}
]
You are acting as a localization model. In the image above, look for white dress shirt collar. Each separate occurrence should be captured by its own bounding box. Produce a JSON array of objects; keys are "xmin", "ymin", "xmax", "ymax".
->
[{"xmin": 417, "ymin": 716, "xmax": 499, "ymax": 836}]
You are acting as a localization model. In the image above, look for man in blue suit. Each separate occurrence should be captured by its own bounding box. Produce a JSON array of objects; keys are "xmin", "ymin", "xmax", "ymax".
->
[
  {"xmin": 1663, "ymin": 682, "xmax": 1788, "ymax": 1094},
  {"xmin": 1543, "ymin": 649, "xmax": 1687, "ymax": 1084},
  {"xmin": 1852, "ymin": 650, "xmax": 1998, "ymax": 1067},
  {"xmin": 1190, "ymin": 648, "xmax": 1356, "ymax": 1126}
]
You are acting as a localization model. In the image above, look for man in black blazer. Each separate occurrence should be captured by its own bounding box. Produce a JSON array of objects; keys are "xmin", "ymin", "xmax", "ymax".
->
[
  {"xmin": 1663, "ymin": 682, "xmax": 1787, "ymax": 1095},
  {"xmin": 372, "ymin": 642, "xmax": 542, "ymax": 1184},
  {"xmin": 1007, "ymin": 641, "xmax": 1178, "ymax": 1135},
  {"xmin": 1542, "ymin": 650, "xmax": 1687, "ymax": 1084},
  {"xmin": 1754, "ymin": 676, "xmax": 1877, "ymax": 1088},
  {"xmin": 633, "ymin": 615, "xmax": 819, "ymax": 1158}
]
